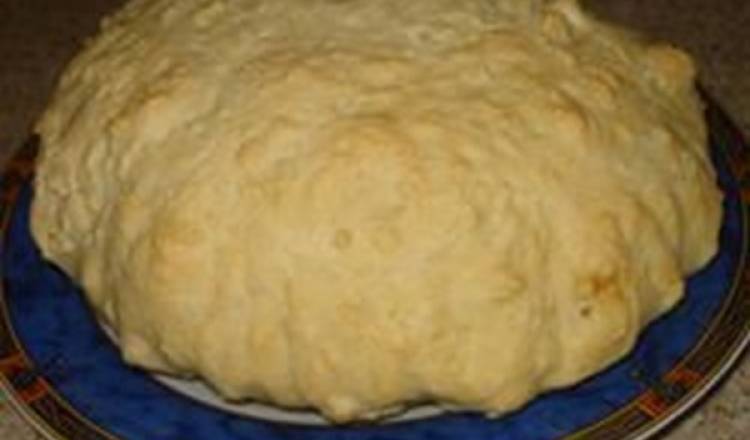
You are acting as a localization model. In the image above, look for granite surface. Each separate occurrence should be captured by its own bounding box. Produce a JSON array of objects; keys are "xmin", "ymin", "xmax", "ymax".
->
[{"xmin": 0, "ymin": 0, "xmax": 748, "ymax": 439}]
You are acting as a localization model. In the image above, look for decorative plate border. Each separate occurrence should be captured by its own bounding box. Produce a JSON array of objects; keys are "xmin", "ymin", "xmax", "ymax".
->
[{"xmin": 0, "ymin": 96, "xmax": 747, "ymax": 440}]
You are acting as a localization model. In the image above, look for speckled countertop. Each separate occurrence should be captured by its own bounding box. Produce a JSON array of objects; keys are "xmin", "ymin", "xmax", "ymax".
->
[{"xmin": 0, "ymin": 1, "xmax": 748, "ymax": 439}]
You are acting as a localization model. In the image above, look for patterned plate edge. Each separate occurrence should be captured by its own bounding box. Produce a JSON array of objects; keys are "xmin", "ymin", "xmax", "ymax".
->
[{"xmin": 0, "ymin": 135, "xmax": 120, "ymax": 440}]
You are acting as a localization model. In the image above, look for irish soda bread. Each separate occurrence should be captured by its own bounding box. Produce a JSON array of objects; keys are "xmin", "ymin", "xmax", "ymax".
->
[{"xmin": 31, "ymin": 0, "xmax": 722, "ymax": 422}]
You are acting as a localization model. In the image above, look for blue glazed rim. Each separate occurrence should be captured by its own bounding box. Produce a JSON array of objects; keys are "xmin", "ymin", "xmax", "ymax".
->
[{"xmin": 0, "ymin": 94, "xmax": 748, "ymax": 440}]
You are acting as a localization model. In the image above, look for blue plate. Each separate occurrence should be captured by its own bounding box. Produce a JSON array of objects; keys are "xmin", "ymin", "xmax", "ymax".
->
[{"xmin": 0, "ymin": 95, "xmax": 748, "ymax": 440}]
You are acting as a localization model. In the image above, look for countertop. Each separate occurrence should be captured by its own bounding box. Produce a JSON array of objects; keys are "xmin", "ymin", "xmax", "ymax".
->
[{"xmin": 0, "ymin": 0, "xmax": 748, "ymax": 438}]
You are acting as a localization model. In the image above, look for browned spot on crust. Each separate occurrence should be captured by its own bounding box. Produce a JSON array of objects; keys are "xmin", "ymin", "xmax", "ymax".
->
[{"xmin": 587, "ymin": 272, "xmax": 619, "ymax": 296}]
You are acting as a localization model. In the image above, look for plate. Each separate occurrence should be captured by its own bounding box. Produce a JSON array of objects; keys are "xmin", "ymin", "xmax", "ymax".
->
[{"xmin": 0, "ymin": 95, "xmax": 748, "ymax": 440}]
